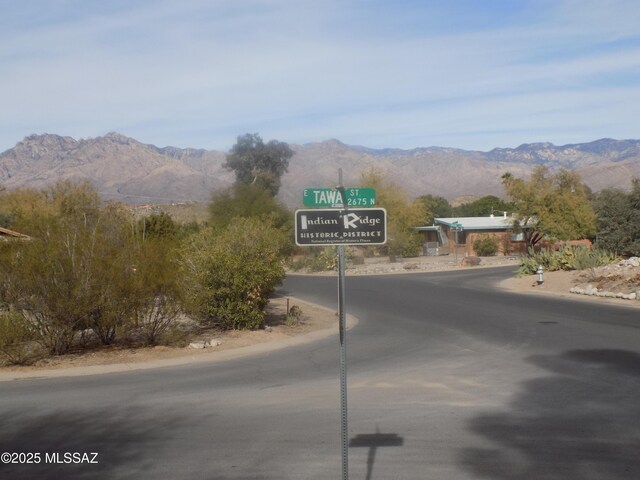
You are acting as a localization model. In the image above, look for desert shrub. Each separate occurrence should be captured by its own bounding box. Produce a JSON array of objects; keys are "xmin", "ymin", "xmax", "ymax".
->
[
  {"xmin": 571, "ymin": 248, "xmax": 618, "ymax": 280},
  {"xmin": 159, "ymin": 325, "xmax": 191, "ymax": 347},
  {"xmin": 0, "ymin": 311, "xmax": 41, "ymax": 365},
  {"xmin": 473, "ymin": 235, "xmax": 500, "ymax": 256},
  {"xmin": 2, "ymin": 216, "xmax": 112, "ymax": 354},
  {"xmin": 129, "ymin": 239, "xmax": 182, "ymax": 345},
  {"xmin": 399, "ymin": 233, "xmax": 423, "ymax": 258},
  {"xmin": 134, "ymin": 296, "xmax": 181, "ymax": 345},
  {"xmin": 181, "ymin": 217, "xmax": 287, "ymax": 330},
  {"xmin": 0, "ymin": 184, "xmax": 139, "ymax": 353},
  {"xmin": 290, "ymin": 247, "xmax": 338, "ymax": 272},
  {"xmin": 137, "ymin": 212, "xmax": 178, "ymax": 240},
  {"xmin": 0, "ymin": 182, "xmax": 184, "ymax": 354},
  {"xmin": 518, "ymin": 245, "xmax": 617, "ymax": 276},
  {"xmin": 0, "ymin": 212, "xmax": 13, "ymax": 228},
  {"xmin": 285, "ymin": 305, "xmax": 303, "ymax": 326},
  {"xmin": 289, "ymin": 247, "xmax": 361, "ymax": 272}
]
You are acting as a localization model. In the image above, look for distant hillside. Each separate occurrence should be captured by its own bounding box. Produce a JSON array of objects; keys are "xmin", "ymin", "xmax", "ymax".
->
[
  {"xmin": 0, "ymin": 132, "xmax": 231, "ymax": 203},
  {"xmin": 1, "ymin": 133, "xmax": 639, "ymax": 207}
]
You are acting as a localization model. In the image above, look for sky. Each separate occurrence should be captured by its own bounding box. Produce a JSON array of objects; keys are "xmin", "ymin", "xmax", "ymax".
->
[{"xmin": 1, "ymin": 0, "xmax": 639, "ymax": 153}]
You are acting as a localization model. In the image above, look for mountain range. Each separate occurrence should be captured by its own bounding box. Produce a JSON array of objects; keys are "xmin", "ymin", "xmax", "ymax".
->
[{"xmin": 1, "ymin": 132, "xmax": 639, "ymax": 207}]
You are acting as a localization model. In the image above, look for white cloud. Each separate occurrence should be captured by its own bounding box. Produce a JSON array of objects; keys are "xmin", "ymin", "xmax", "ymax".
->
[{"xmin": 1, "ymin": 0, "xmax": 639, "ymax": 152}]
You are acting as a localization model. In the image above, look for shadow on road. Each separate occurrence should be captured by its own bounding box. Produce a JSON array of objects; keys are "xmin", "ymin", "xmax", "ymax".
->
[
  {"xmin": 350, "ymin": 427, "xmax": 404, "ymax": 480},
  {"xmin": 0, "ymin": 406, "xmax": 191, "ymax": 480},
  {"xmin": 461, "ymin": 349, "xmax": 640, "ymax": 479}
]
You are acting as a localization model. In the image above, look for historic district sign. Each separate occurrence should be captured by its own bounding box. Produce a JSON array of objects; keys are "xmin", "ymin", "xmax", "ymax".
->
[
  {"xmin": 295, "ymin": 208, "xmax": 387, "ymax": 246},
  {"xmin": 302, "ymin": 188, "xmax": 376, "ymax": 207},
  {"xmin": 297, "ymin": 180, "xmax": 384, "ymax": 479}
]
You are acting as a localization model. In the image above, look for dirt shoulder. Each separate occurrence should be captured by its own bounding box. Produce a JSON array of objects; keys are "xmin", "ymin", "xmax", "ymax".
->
[
  {"xmin": 498, "ymin": 262, "xmax": 640, "ymax": 308},
  {"xmin": 0, "ymin": 297, "xmax": 355, "ymax": 382}
]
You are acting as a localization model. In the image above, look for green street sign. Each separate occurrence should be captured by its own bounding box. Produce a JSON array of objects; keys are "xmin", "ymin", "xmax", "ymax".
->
[{"xmin": 302, "ymin": 188, "xmax": 376, "ymax": 207}]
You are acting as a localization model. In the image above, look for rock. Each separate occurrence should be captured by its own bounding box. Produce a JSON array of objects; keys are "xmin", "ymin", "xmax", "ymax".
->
[
  {"xmin": 631, "ymin": 292, "xmax": 637, "ymax": 300},
  {"xmin": 190, "ymin": 339, "xmax": 222, "ymax": 349},
  {"xmin": 264, "ymin": 326, "xmax": 273, "ymax": 332}
]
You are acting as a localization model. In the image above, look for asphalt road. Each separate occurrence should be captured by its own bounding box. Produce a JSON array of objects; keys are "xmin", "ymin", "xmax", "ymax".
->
[{"xmin": 2, "ymin": 267, "xmax": 640, "ymax": 479}]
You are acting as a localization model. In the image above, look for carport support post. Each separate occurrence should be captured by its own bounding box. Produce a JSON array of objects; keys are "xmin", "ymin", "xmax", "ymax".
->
[{"xmin": 338, "ymin": 243, "xmax": 348, "ymax": 480}]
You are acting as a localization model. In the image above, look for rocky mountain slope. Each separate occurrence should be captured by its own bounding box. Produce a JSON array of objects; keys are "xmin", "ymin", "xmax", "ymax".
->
[
  {"xmin": 0, "ymin": 132, "xmax": 231, "ymax": 203},
  {"xmin": 1, "ymin": 133, "xmax": 639, "ymax": 206}
]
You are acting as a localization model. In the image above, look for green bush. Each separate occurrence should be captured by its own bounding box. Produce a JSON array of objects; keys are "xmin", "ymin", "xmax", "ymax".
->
[
  {"xmin": 400, "ymin": 233, "xmax": 423, "ymax": 258},
  {"xmin": 181, "ymin": 217, "xmax": 287, "ymax": 330},
  {"xmin": 473, "ymin": 236, "xmax": 500, "ymax": 256}
]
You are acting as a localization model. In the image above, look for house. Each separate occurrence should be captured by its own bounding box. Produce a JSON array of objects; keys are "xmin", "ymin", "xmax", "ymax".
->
[
  {"xmin": 416, "ymin": 213, "xmax": 525, "ymax": 256},
  {"xmin": 0, "ymin": 226, "xmax": 31, "ymax": 242}
]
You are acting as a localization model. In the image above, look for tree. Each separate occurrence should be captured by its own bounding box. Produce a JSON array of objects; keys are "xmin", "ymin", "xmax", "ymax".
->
[
  {"xmin": 452, "ymin": 195, "xmax": 514, "ymax": 217},
  {"xmin": 416, "ymin": 194, "xmax": 451, "ymax": 224},
  {"xmin": 501, "ymin": 166, "xmax": 596, "ymax": 248},
  {"xmin": 360, "ymin": 169, "xmax": 424, "ymax": 257},
  {"xmin": 592, "ymin": 179, "xmax": 640, "ymax": 256},
  {"xmin": 207, "ymin": 184, "xmax": 293, "ymax": 255},
  {"xmin": 208, "ymin": 184, "xmax": 291, "ymax": 230},
  {"xmin": 137, "ymin": 211, "xmax": 178, "ymax": 240},
  {"xmin": 224, "ymin": 133, "xmax": 293, "ymax": 196}
]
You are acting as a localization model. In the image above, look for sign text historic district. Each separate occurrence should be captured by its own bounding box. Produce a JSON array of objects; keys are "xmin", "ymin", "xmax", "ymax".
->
[{"xmin": 294, "ymin": 208, "xmax": 387, "ymax": 246}]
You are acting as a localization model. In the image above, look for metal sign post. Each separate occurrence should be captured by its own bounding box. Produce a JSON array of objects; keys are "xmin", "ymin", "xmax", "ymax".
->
[
  {"xmin": 337, "ymin": 242, "xmax": 348, "ymax": 480},
  {"xmin": 336, "ymin": 171, "xmax": 349, "ymax": 480},
  {"xmin": 295, "ymin": 170, "xmax": 385, "ymax": 480}
]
